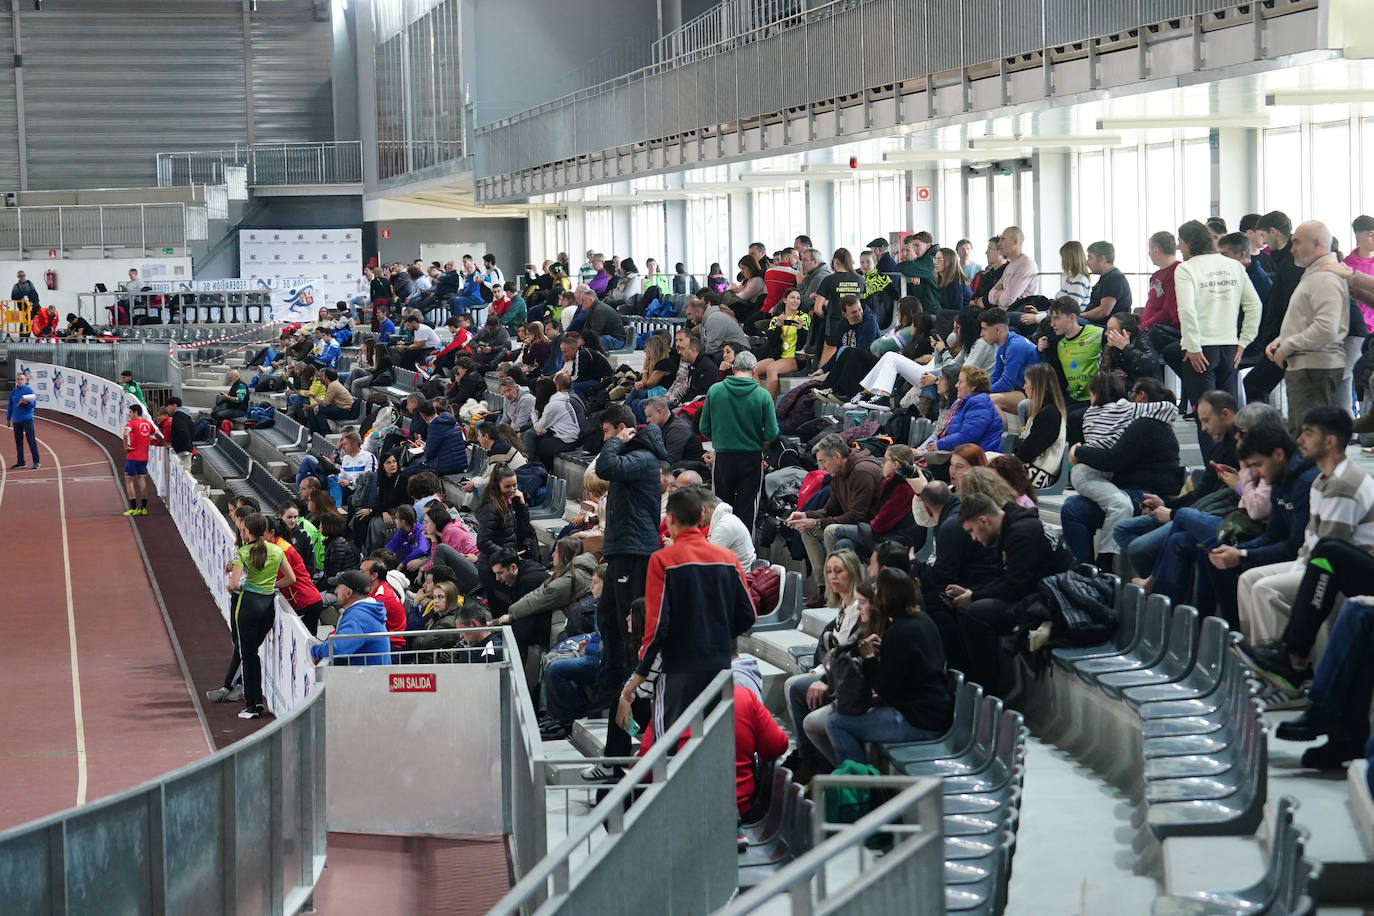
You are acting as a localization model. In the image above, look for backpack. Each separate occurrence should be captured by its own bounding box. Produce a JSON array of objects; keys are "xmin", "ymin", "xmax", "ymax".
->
[
  {"xmin": 744, "ymin": 565, "xmax": 781, "ymax": 614},
  {"xmin": 245, "ymin": 405, "xmax": 276, "ymax": 429},
  {"xmin": 514, "ymin": 461, "xmax": 549, "ymax": 502},
  {"xmin": 479, "ymin": 283, "xmax": 495, "ymax": 303}
]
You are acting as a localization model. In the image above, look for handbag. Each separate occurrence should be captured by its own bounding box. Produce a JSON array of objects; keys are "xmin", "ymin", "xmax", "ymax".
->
[{"xmin": 826, "ymin": 640, "xmax": 871, "ymax": 717}]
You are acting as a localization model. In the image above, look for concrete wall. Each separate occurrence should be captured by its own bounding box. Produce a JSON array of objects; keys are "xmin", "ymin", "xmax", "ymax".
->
[
  {"xmin": 1, "ymin": 255, "xmax": 193, "ymax": 322},
  {"xmin": 375, "ymin": 218, "xmax": 527, "ymax": 276}
]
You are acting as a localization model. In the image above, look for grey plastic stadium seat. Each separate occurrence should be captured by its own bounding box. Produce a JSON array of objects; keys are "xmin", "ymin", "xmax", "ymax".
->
[
  {"xmin": 1140, "ymin": 665, "xmax": 1258, "ymax": 741},
  {"xmin": 1096, "ymin": 605, "xmax": 1199, "ymax": 699},
  {"xmin": 1073, "ymin": 594, "xmax": 1173, "ymax": 684},
  {"xmin": 749, "ymin": 570, "xmax": 804, "ymax": 632},
  {"xmin": 1144, "ymin": 700, "xmax": 1263, "ymax": 782},
  {"xmin": 527, "ymin": 474, "xmax": 567, "ymax": 520},
  {"xmin": 1137, "ymin": 649, "xmax": 1251, "ymax": 722},
  {"xmin": 1052, "ymin": 579, "xmax": 1140, "ymax": 669},
  {"xmin": 895, "ymin": 695, "xmax": 1003, "ymax": 779},
  {"xmin": 945, "ymin": 837, "xmax": 1013, "ymax": 913},
  {"xmin": 1146, "ymin": 713, "xmax": 1267, "ymax": 838},
  {"xmin": 879, "ymin": 673, "xmax": 980, "ymax": 768},
  {"xmin": 939, "ymin": 711, "xmax": 1027, "ymax": 795},
  {"xmin": 1123, "ymin": 616, "xmax": 1232, "ymax": 710}
]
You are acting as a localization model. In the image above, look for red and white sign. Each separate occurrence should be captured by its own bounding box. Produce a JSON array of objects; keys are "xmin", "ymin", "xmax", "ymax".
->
[
  {"xmin": 914, "ymin": 186, "xmax": 932, "ymax": 202},
  {"xmin": 389, "ymin": 672, "xmax": 436, "ymax": 693},
  {"xmin": 380, "ymin": 228, "xmax": 391, "ymax": 239},
  {"xmin": 47, "ymin": 249, "xmax": 57, "ymax": 259}
]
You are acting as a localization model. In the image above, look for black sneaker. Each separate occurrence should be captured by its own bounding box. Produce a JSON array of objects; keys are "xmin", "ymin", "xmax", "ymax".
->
[
  {"xmin": 540, "ymin": 722, "xmax": 571, "ymax": 741},
  {"xmin": 1249, "ymin": 640, "xmax": 1313, "ymax": 692},
  {"xmin": 1300, "ymin": 737, "xmax": 1364, "ymax": 769},
  {"xmin": 1275, "ymin": 704, "xmax": 1339, "ymax": 742},
  {"xmin": 8, "ymin": 463, "xmax": 24, "ymax": 470}
]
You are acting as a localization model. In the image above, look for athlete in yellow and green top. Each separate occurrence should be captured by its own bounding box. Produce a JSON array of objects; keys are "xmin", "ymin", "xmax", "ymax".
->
[{"xmin": 220, "ymin": 513, "xmax": 294, "ymax": 720}]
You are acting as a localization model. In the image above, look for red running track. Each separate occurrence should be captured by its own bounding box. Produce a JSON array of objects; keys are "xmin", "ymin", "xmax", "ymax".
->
[{"xmin": 0, "ymin": 416, "xmax": 213, "ymax": 831}]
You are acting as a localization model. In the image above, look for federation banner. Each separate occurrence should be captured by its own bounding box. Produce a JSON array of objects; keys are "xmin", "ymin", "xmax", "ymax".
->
[
  {"xmin": 21, "ymin": 362, "xmax": 315, "ymax": 715},
  {"xmin": 240, "ymin": 227, "xmax": 362, "ymax": 307}
]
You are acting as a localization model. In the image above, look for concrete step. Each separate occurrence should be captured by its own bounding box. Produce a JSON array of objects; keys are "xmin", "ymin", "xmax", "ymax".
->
[
  {"xmin": 1077, "ymin": 875, "xmax": 1159, "ymax": 915},
  {"xmin": 737, "ymin": 627, "xmax": 814, "ymax": 676},
  {"xmin": 799, "ymin": 607, "xmax": 832, "ymax": 639},
  {"xmin": 1350, "ymin": 760, "xmax": 1374, "ymax": 861},
  {"xmin": 750, "ymin": 656, "xmax": 789, "ymax": 723},
  {"xmin": 1162, "ymin": 835, "xmax": 1266, "ymax": 897}
]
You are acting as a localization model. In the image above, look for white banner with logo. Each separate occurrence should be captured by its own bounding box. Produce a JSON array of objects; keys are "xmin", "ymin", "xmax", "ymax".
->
[
  {"xmin": 239, "ymin": 227, "xmax": 362, "ymax": 308},
  {"xmin": 22, "ymin": 362, "xmax": 314, "ymax": 715}
]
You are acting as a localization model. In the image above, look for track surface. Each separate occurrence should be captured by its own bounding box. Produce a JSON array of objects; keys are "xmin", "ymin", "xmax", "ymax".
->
[{"xmin": 0, "ymin": 415, "xmax": 214, "ymax": 831}]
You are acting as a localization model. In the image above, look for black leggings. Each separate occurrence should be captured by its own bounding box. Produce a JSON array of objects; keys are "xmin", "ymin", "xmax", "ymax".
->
[
  {"xmin": 1284, "ymin": 536, "xmax": 1374, "ymax": 657},
  {"xmin": 228, "ymin": 590, "xmax": 276, "ymax": 712}
]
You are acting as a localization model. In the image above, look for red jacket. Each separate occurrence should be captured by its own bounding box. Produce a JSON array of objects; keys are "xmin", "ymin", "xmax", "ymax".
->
[
  {"xmin": 274, "ymin": 538, "xmax": 322, "ymax": 611},
  {"xmin": 639, "ymin": 528, "xmax": 756, "ymax": 677},
  {"xmin": 372, "ymin": 581, "xmax": 406, "ymax": 649},
  {"xmin": 870, "ymin": 476, "xmax": 916, "ymax": 536}
]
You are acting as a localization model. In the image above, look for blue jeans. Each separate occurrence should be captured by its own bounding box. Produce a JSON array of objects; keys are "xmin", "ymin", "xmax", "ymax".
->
[
  {"xmin": 1151, "ymin": 507, "xmax": 1223, "ymax": 606},
  {"xmin": 1309, "ymin": 599, "xmax": 1374, "ymax": 742},
  {"xmin": 572, "ymin": 379, "xmax": 601, "ymax": 400},
  {"xmin": 1113, "ymin": 516, "xmax": 1169, "ymax": 578},
  {"xmin": 826, "ymin": 523, "xmax": 873, "ymax": 557},
  {"xmin": 826, "ymin": 706, "xmax": 942, "ymax": 766},
  {"xmin": 599, "ymin": 335, "xmax": 625, "ymax": 352},
  {"xmin": 1060, "ymin": 490, "xmax": 1143, "ymax": 563},
  {"xmin": 545, "ymin": 653, "xmax": 600, "ymax": 722}
]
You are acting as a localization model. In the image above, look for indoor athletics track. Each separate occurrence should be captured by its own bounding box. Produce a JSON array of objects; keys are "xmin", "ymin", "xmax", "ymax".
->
[{"xmin": 0, "ymin": 413, "xmax": 252, "ymax": 832}]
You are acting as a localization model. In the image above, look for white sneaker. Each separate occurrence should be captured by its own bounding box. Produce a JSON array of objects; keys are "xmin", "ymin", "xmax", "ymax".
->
[{"xmin": 580, "ymin": 763, "xmax": 618, "ymax": 782}]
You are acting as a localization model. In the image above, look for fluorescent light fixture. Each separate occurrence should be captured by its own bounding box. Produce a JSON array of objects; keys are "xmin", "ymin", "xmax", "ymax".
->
[
  {"xmin": 1265, "ymin": 89, "xmax": 1374, "ymax": 106},
  {"xmin": 969, "ymin": 134, "xmax": 1123, "ymax": 149},
  {"xmin": 1097, "ymin": 114, "xmax": 1270, "ymax": 129},
  {"xmin": 801, "ymin": 164, "xmax": 910, "ymax": 175},
  {"xmin": 735, "ymin": 173, "xmax": 808, "ymax": 184},
  {"xmin": 882, "ymin": 149, "xmax": 1007, "ymax": 162}
]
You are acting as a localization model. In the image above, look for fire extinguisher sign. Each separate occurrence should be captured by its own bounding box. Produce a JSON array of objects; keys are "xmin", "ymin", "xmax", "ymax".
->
[{"xmin": 47, "ymin": 249, "xmax": 57, "ymax": 259}]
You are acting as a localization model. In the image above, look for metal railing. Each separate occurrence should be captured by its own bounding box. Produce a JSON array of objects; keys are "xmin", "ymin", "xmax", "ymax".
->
[
  {"xmin": 474, "ymin": 0, "xmax": 1257, "ymax": 181},
  {"xmin": 6, "ymin": 339, "xmax": 183, "ymax": 396},
  {"xmin": 155, "ymin": 142, "xmax": 365, "ymax": 188},
  {"xmin": 0, "ymin": 682, "xmax": 327, "ymax": 915},
  {"xmin": 376, "ymin": 140, "xmax": 467, "ymax": 181},
  {"xmin": 720, "ymin": 775, "xmax": 946, "ymax": 915},
  {"xmin": 0, "ymin": 203, "xmax": 202, "ymax": 255},
  {"xmin": 74, "ymin": 290, "xmax": 273, "ymax": 329},
  {"xmin": 491, "ymin": 670, "xmax": 739, "ymax": 916}
]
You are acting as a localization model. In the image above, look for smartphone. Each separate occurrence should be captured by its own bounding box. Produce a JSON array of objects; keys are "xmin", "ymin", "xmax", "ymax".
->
[{"xmin": 624, "ymin": 715, "xmax": 642, "ymax": 739}]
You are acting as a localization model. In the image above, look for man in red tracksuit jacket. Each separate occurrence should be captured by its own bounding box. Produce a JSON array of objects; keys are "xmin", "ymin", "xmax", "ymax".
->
[{"xmin": 617, "ymin": 487, "xmax": 758, "ymax": 738}]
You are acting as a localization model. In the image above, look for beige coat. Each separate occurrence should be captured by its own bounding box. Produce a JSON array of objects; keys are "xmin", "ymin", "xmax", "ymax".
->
[{"xmin": 1279, "ymin": 253, "xmax": 1349, "ymax": 371}]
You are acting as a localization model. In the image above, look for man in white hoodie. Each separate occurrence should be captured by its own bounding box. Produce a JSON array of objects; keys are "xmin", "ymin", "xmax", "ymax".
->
[
  {"xmin": 694, "ymin": 486, "xmax": 757, "ymax": 570},
  {"xmin": 1173, "ymin": 219, "xmax": 1262, "ymax": 460}
]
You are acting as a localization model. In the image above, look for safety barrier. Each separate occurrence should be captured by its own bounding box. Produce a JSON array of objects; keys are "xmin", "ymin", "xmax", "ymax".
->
[
  {"xmin": 491, "ymin": 671, "xmax": 740, "ymax": 916},
  {"xmin": 721, "ymin": 775, "xmax": 946, "ymax": 914},
  {"xmin": 0, "ymin": 680, "xmax": 328, "ymax": 915},
  {"xmin": 0, "ymin": 202, "xmax": 202, "ymax": 255},
  {"xmin": 155, "ymin": 142, "xmax": 364, "ymax": 188},
  {"xmin": 7, "ymin": 341, "xmax": 182, "ymax": 396}
]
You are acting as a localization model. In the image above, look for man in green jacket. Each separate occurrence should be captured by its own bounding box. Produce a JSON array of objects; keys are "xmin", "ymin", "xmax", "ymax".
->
[
  {"xmin": 119, "ymin": 369, "xmax": 146, "ymax": 407},
  {"xmin": 698, "ymin": 351, "xmax": 778, "ymax": 535}
]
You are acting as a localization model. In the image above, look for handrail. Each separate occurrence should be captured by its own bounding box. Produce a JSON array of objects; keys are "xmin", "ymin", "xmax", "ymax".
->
[
  {"xmin": 155, "ymin": 142, "xmax": 365, "ymax": 187},
  {"xmin": 0, "ymin": 202, "xmax": 197, "ymax": 254},
  {"xmin": 719, "ymin": 775, "xmax": 945, "ymax": 914},
  {"xmin": 490, "ymin": 670, "xmax": 737, "ymax": 915},
  {"xmin": 0, "ymin": 682, "xmax": 328, "ymax": 914}
]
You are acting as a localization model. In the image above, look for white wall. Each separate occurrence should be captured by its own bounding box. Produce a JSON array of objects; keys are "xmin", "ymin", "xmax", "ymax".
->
[{"xmin": 0, "ymin": 255, "xmax": 193, "ymax": 321}]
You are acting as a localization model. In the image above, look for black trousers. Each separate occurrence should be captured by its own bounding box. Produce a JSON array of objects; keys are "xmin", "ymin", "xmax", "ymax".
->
[
  {"xmin": 1284, "ymin": 537, "xmax": 1374, "ymax": 657},
  {"xmin": 295, "ymin": 600, "xmax": 324, "ymax": 636},
  {"xmin": 12, "ymin": 419, "xmax": 38, "ymax": 464},
  {"xmin": 957, "ymin": 598, "xmax": 1018, "ymax": 696},
  {"xmin": 227, "ymin": 590, "xmax": 275, "ymax": 712},
  {"xmin": 652, "ymin": 669, "xmax": 722, "ymax": 742},
  {"xmin": 598, "ymin": 554, "xmax": 652, "ymax": 758},
  {"xmin": 1242, "ymin": 358, "xmax": 1286, "ymax": 406},
  {"xmin": 713, "ymin": 450, "xmax": 764, "ymax": 534}
]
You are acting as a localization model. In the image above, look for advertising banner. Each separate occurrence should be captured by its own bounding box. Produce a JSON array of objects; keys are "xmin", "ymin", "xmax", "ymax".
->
[
  {"xmin": 24, "ymin": 362, "xmax": 314, "ymax": 715},
  {"xmin": 239, "ymin": 227, "xmax": 362, "ymax": 307}
]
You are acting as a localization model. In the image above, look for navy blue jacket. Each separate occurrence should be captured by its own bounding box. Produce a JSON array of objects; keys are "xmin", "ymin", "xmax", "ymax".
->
[
  {"xmin": 420, "ymin": 412, "xmax": 469, "ymax": 474},
  {"xmin": 1237, "ymin": 455, "xmax": 1319, "ymax": 569},
  {"xmin": 595, "ymin": 423, "xmax": 668, "ymax": 557}
]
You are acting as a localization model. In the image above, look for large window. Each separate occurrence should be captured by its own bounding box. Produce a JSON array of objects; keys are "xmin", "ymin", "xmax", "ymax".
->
[
  {"xmin": 687, "ymin": 195, "xmax": 731, "ymax": 275},
  {"xmin": 832, "ymin": 175, "xmax": 903, "ymax": 250},
  {"xmin": 967, "ymin": 172, "xmax": 990, "ymax": 256},
  {"xmin": 1312, "ymin": 122, "xmax": 1351, "ymax": 242},
  {"xmin": 751, "ymin": 186, "xmax": 807, "ymax": 252},
  {"xmin": 1261, "ymin": 128, "xmax": 1303, "ymax": 219},
  {"xmin": 630, "ymin": 202, "xmax": 667, "ymax": 270},
  {"xmin": 541, "ymin": 212, "xmax": 569, "ymax": 262},
  {"xmin": 939, "ymin": 167, "xmax": 964, "ymax": 244},
  {"xmin": 584, "ymin": 207, "xmax": 613, "ymax": 255}
]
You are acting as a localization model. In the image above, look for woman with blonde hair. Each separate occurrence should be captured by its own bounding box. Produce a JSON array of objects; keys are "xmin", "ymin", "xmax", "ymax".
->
[
  {"xmin": 1057, "ymin": 241, "xmax": 1092, "ymax": 307},
  {"xmin": 932, "ymin": 248, "xmax": 973, "ymax": 312},
  {"xmin": 955, "ymin": 466, "xmax": 1020, "ymax": 510}
]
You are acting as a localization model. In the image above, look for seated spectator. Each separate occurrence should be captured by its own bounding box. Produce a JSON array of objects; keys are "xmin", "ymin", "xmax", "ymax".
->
[
  {"xmin": 921, "ymin": 364, "xmax": 1004, "ymax": 456},
  {"xmin": 302, "ymin": 368, "xmax": 355, "ymax": 434},
  {"xmin": 1182, "ymin": 424, "xmax": 1318, "ymax": 625},
  {"xmin": 1100, "ymin": 312, "xmax": 1163, "ymax": 386},
  {"xmin": 318, "ymin": 511, "xmax": 361, "ymax": 595},
  {"xmin": 869, "ymin": 297, "xmax": 923, "ymax": 358},
  {"xmin": 990, "ymin": 454, "xmax": 1039, "ymax": 509},
  {"xmin": 578, "ymin": 284, "xmax": 629, "ymax": 351},
  {"xmin": 1061, "ymin": 377, "xmax": 1183, "ymax": 566},
  {"xmin": 644, "ymin": 397, "xmax": 704, "ymax": 466},
  {"xmin": 685, "ymin": 294, "xmax": 750, "ymax": 359},
  {"xmin": 1013, "ymin": 364, "xmax": 1066, "ymax": 487},
  {"xmin": 824, "ymin": 444, "xmax": 920, "ymax": 556},
  {"xmin": 352, "ymin": 451, "xmax": 408, "ymax": 550},
  {"xmin": 383, "ymin": 504, "xmax": 431, "ymax": 570},
  {"xmin": 455, "ymin": 602, "xmax": 506, "ymax": 663},
  {"xmin": 1056, "ymin": 240, "xmax": 1092, "ymax": 309},
  {"xmin": 402, "ymin": 402, "xmax": 468, "ymax": 477},
  {"xmin": 1081, "ymin": 240, "xmax": 1132, "ymax": 325},
  {"xmin": 732, "ymin": 678, "xmax": 790, "ymax": 818},
  {"xmin": 813, "ymin": 296, "xmax": 880, "ymax": 399},
  {"xmin": 304, "ymin": 326, "xmax": 341, "ymax": 370},
  {"xmin": 783, "ymin": 549, "xmax": 863, "ymax": 778},
  {"xmin": 949, "ymin": 492, "xmax": 1073, "ymax": 694},
  {"xmin": 473, "ymin": 315, "xmax": 512, "ymax": 370},
  {"xmin": 981, "ymin": 308, "xmax": 1038, "ymax": 414},
  {"xmin": 540, "ymin": 564, "xmax": 606, "ymax": 740},
  {"xmin": 520, "ymin": 321, "xmax": 553, "ymax": 374},
  {"xmin": 931, "ymin": 247, "xmax": 973, "ymax": 313},
  {"xmin": 476, "ymin": 465, "xmax": 538, "ymax": 571},
  {"xmin": 446, "ymin": 354, "xmax": 487, "ymax": 408},
  {"xmin": 824, "ymin": 570, "xmax": 954, "ymax": 766},
  {"xmin": 349, "ymin": 338, "xmax": 393, "ymax": 398},
  {"xmin": 498, "ymin": 377, "xmax": 536, "ymax": 431},
  {"xmin": 390, "ymin": 314, "xmax": 441, "ymax": 370},
  {"xmin": 909, "ymin": 480, "xmax": 998, "ymax": 670},
  {"xmin": 753, "ymin": 288, "xmax": 813, "ymax": 398},
  {"xmin": 432, "ymin": 315, "xmax": 474, "ymax": 374},
  {"xmin": 947, "ymin": 443, "xmax": 988, "ymax": 491},
  {"xmin": 1273, "ymin": 596, "xmax": 1374, "ymax": 768},
  {"xmin": 786, "ymin": 435, "xmax": 883, "ymax": 602},
  {"xmin": 1039, "ymin": 296, "xmax": 1104, "ymax": 413},
  {"xmin": 523, "ymin": 372, "xmax": 582, "ymax": 462},
  {"xmin": 560, "ymin": 331, "xmax": 613, "ymax": 399},
  {"xmin": 723, "ymin": 255, "xmax": 768, "ymax": 324},
  {"xmin": 693, "ymin": 486, "xmax": 756, "ymax": 570},
  {"xmin": 484, "ymin": 546, "xmax": 552, "ymax": 680},
  {"xmin": 667, "ymin": 329, "xmax": 719, "ymax": 408},
  {"xmin": 210, "ymin": 368, "xmax": 250, "ymax": 423},
  {"xmin": 310, "ymin": 570, "xmax": 391, "ymax": 666},
  {"xmin": 460, "ymin": 422, "xmax": 527, "ymax": 505}
]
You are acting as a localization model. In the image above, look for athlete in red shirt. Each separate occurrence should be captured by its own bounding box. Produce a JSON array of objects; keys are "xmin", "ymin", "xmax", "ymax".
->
[{"xmin": 122, "ymin": 402, "xmax": 160, "ymax": 516}]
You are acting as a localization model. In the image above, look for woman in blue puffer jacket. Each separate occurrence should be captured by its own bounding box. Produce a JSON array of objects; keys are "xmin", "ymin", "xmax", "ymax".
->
[{"xmin": 930, "ymin": 364, "xmax": 1005, "ymax": 454}]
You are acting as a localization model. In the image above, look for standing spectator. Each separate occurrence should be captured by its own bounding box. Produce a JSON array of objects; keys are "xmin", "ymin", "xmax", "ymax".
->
[
  {"xmin": 1218, "ymin": 232, "xmax": 1274, "ymax": 303},
  {"xmin": 7, "ymin": 370, "xmax": 39, "ymax": 470},
  {"xmin": 896, "ymin": 233, "xmax": 939, "ymax": 314},
  {"xmin": 1140, "ymin": 230, "xmax": 1182, "ymax": 350},
  {"xmin": 1347, "ymin": 214, "xmax": 1374, "ymax": 280},
  {"xmin": 584, "ymin": 405, "xmax": 668, "ymax": 781},
  {"xmin": 119, "ymin": 370, "xmax": 146, "ymax": 407},
  {"xmin": 1174, "ymin": 219, "xmax": 1262, "ymax": 451},
  {"xmin": 948, "ymin": 493, "xmax": 1073, "ymax": 693},
  {"xmin": 698, "ymin": 351, "xmax": 777, "ymax": 534},
  {"xmin": 164, "ymin": 396, "xmax": 195, "ymax": 464},
  {"xmin": 616, "ymin": 487, "xmax": 756, "ymax": 740},
  {"xmin": 121, "ymin": 403, "xmax": 159, "ymax": 516},
  {"xmin": 786, "ymin": 434, "xmax": 884, "ymax": 601},
  {"xmin": 987, "ymin": 227, "xmax": 1038, "ymax": 307},
  {"xmin": 265, "ymin": 515, "xmax": 325, "ymax": 635},
  {"xmin": 1244, "ymin": 210, "xmax": 1307, "ymax": 404},
  {"xmin": 224, "ymin": 514, "xmax": 294, "ymax": 718},
  {"xmin": 763, "ymin": 249, "xmax": 799, "ymax": 311},
  {"xmin": 1082, "ymin": 241, "xmax": 1133, "ymax": 325},
  {"xmin": 210, "ymin": 368, "xmax": 250, "ymax": 424},
  {"xmin": 812, "ymin": 249, "xmax": 866, "ymax": 340},
  {"xmin": 11, "ymin": 269, "xmax": 39, "ymax": 308},
  {"xmin": 1264, "ymin": 220, "xmax": 1349, "ymax": 429}
]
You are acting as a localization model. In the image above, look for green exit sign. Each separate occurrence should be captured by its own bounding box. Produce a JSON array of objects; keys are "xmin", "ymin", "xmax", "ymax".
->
[{"xmin": 162, "ymin": 247, "xmax": 175, "ymax": 255}]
